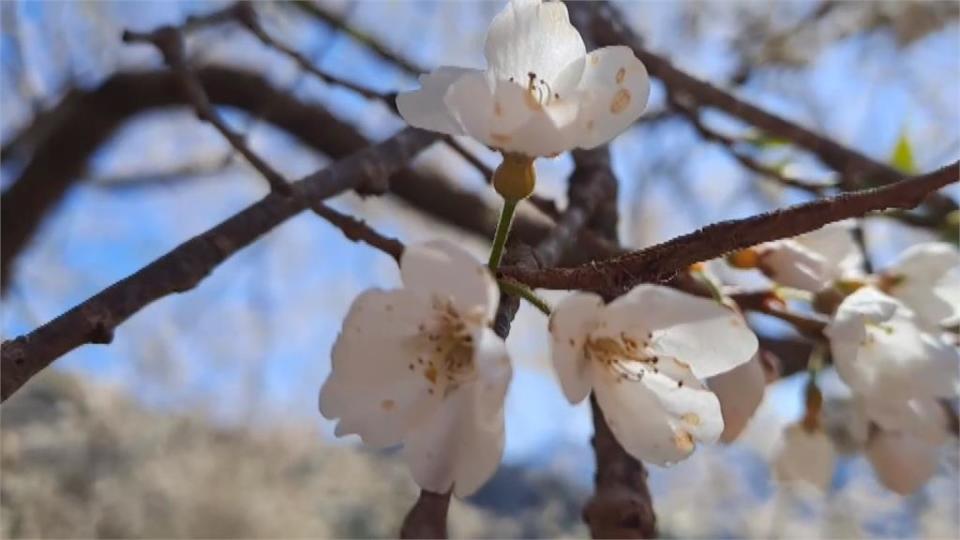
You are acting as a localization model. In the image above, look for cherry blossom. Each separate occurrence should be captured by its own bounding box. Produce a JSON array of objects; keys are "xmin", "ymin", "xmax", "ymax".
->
[
  {"xmin": 319, "ymin": 240, "xmax": 511, "ymax": 496},
  {"xmin": 397, "ymin": 0, "xmax": 650, "ymax": 158},
  {"xmin": 773, "ymin": 422, "xmax": 836, "ymax": 492},
  {"xmin": 824, "ymin": 287, "xmax": 959, "ymax": 413},
  {"xmin": 879, "ymin": 242, "xmax": 960, "ymax": 329},
  {"xmin": 732, "ymin": 222, "xmax": 864, "ymax": 292},
  {"xmin": 865, "ymin": 427, "xmax": 942, "ymax": 495},
  {"xmin": 548, "ymin": 285, "xmax": 758, "ymax": 465}
]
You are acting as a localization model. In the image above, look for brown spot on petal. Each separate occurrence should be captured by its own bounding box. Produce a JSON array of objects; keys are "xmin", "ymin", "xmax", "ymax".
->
[
  {"xmin": 491, "ymin": 132, "xmax": 512, "ymax": 145},
  {"xmin": 673, "ymin": 431, "xmax": 695, "ymax": 452},
  {"xmin": 681, "ymin": 413, "xmax": 701, "ymax": 426},
  {"xmin": 569, "ymin": 338, "xmax": 576, "ymax": 347},
  {"xmin": 494, "ymin": 101, "xmax": 503, "ymax": 117},
  {"xmin": 381, "ymin": 399, "xmax": 395, "ymax": 411},
  {"xmin": 591, "ymin": 55, "xmax": 600, "ymax": 66},
  {"xmin": 385, "ymin": 304, "xmax": 393, "ymax": 312},
  {"xmin": 616, "ymin": 67, "xmax": 626, "ymax": 84},
  {"xmin": 610, "ymin": 89, "xmax": 631, "ymax": 114},
  {"xmin": 586, "ymin": 119, "xmax": 595, "ymax": 131},
  {"xmin": 425, "ymin": 365, "xmax": 438, "ymax": 384}
]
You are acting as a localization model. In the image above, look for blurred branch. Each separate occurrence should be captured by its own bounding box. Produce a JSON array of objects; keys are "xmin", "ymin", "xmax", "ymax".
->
[
  {"xmin": 0, "ymin": 127, "xmax": 435, "ymax": 403},
  {"xmin": 569, "ymin": 1, "xmax": 958, "ymax": 221},
  {"xmin": 290, "ymin": 0, "xmax": 426, "ymax": 76},
  {"xmin": 227, "ymin": 3, "xmax": 391, "ymax": 101},
  {"xmin": 669, "ymin": 95, "xmax": 832, "ymax": 194},
  {"xmin": 122, "ymin": 21, "xmax": 404, "ymax": 261},
  {"xmin": 0, "ymin": 67, "xmax": 548, "ymax": 289},
  {"xmin": 123, "ymin": 25, "xmax": 292, "ymax": 195},
  {"xmin": 499, "ymin": 161, "xmax": 959, "ymax": 293}
]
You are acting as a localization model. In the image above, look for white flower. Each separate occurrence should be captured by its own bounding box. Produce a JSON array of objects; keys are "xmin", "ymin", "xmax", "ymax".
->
[
  {"xmin": 847, "ymin": 396, "xmax": 949, "ymax": 494},
  {"xmin": 397, "ymin": 0, "xmax": 650, "ymax": 158},
  {"xmin": 707, "ymin": 354, "xmax": 766, "ymax": 443},
  {"xmin": 753, "ymin": 222, "xmax": 864, "ymax": 292},
  {"xmin": 825, "ymin": 287, "xmax": 959, "ymax": 409},
  {"xmin": 881, "ymin": 242, "xmax": 960, "ymax": 329},
  {"xmin": 773, "ymin": 422, "xmax": 836, "ymax": 492},
  {"xmin": 319, "ymin": 240, "xmax": 511, "ymax": 496},
  {"xmin": 548, "ymin": 285, "xmax": 758, "ymax": 465},
  {"xmin": 865, "ymin": 427, "xmax": 941, "ymax": 495}
]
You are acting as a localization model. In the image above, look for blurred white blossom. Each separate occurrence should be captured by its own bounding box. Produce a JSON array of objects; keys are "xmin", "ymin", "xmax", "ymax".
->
[
  {"xmin": 825, "ymin": 287, "xmax": 959, "ymax": 428},
  {"xmin": 774, "ymin": 422, "xmax": 836, "ymax": 492},
  {"xmin": 880, "ymin": 242, "xmax": 960, "ymax": 329},
  {"xmin": 751, "ymin": 222, "xmax": 864, "ymax": 292}
]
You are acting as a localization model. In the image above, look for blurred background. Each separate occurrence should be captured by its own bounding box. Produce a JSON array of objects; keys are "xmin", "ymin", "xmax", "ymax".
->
[{"xmin": 1, "ymin": 1, "xmax": 958, "ymax": 537}]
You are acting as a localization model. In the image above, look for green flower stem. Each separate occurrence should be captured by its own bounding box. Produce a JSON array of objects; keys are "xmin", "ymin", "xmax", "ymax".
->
[
  {"xmin": 487, "ymin": 197, "xmax": 518, "ymax": 271},
  {"xmin": 497, "ymin": 278, "xmax": 551, "ymax": 315}
]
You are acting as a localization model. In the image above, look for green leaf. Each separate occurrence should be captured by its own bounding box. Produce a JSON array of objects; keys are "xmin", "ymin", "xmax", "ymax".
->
[
  {"xmin": 744, "ymin": 132, "xmax": 791, "ymax": 149},
  {"xmin": 889, "ymin": 132, "xmax": 917, "ymax": 174}
]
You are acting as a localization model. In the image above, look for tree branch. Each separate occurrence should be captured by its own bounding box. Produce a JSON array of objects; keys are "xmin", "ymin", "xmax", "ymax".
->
[
  {"xmin": 0, "ymin": 128, "xmax": 435, "ymax": 402},
  {"xmin": 499, "ymin": 161, "xmax": 958, "ymax": 293}
]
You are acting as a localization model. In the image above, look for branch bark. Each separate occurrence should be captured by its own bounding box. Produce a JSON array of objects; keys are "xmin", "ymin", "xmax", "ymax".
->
[{"xmin": 499, "ymin": 161, "xmax": 959, "ymax": 293}]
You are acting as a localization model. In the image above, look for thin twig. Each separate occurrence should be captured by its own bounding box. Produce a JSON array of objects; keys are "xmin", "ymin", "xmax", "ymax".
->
[
  {"xmin": 231, "ymin": 3, "xmax": 390, "ymax": 101},
  {"xmin": 122, "ymin": 26, "xmax": 292, "ymax": 195}
]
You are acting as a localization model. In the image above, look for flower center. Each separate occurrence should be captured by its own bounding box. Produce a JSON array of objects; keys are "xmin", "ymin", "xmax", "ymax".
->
[
  {"xmin": 583, "ymin": 332, "xmax": 659, "ymax": 383},
  {"xmin": 413, "ymin": 297, "xmax": 478, "ymax": 397},
  {"xmin": 510, "ymin": 72, "xmax": 558, "ymax": 110}
]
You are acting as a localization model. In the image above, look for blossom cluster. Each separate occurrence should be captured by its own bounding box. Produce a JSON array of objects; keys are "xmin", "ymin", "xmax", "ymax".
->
[
  {"xmin": 733, "ymin": 223, "xmax": 959, "ymax": 495},
  {"xmin": 316, "ymin": 0, "xmax": 958, "ymax": 502}
]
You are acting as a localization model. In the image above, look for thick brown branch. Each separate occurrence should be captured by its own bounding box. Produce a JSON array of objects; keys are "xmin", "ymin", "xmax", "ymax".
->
[
  {"xmin": 500, "ymin": 161, "xmax": 958, "ymax": 293},
  {"xmin": 0, "ymin": 128, "xmax": 435, "ymax": 403}
]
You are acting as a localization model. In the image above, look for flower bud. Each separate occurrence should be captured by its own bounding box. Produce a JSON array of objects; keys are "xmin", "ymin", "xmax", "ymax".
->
[
  {"xmin": 493, "ymin": 153, "xmax": 536, "ymax": 201},
  {"xmin": 726, "ymin": 248, "xmax": 761, "ymax": 269}
]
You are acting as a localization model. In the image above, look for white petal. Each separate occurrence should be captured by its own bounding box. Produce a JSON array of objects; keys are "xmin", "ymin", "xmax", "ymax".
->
[
  {"xmin": 861, "ymin": 397, "xmax": 950, "ymax": 445},
  {"xmin": 396, "ymin": 67, "xmax": 478, "ymax": 135},
  {"xmin": 592, "ymin": 362, "xmax": 724, "ymax": 466},
  {"xmin": 444, "ymin": 72, "xmax": 533, "ymax": 149},
  {"xmin": 319, "ymin": 289, "xmax": 438, "ymax": 448},
  {"xmin": 758, "ymin": 239, "xmax": 833, "ymax": 291},
  {"xmin": 866, "ymin": 429, "xmax": 940, "ymax": 495},
  {"xmin": 400, "ymin": 240, "xmax": 499, "ymax": 327},
  {"xmin": 570, "ymin": 46, "xmax": 650, "ymax": 149},
  {"xmin": 794, "ymin": 223, "xmax": 865, "ymax": 280},
  {"xmin": 605, "ymin": 285, "xmax": 758, "ymax": 379},
  {"xmin": 826, "ymin": 287, "xmax": 959, "ymax": 401},
  {"xmin": 885, "ymin": 242, "xmax": 960, "ymax": 328},
  {"xmin": 494, "ymin": 105, "xmax": 580, "ymax": 157},
  {"xmin": 402, "ymin": 328, "xmax": 511, "ymax": 496},
  {"xmin": 548, "ymin": 292, "xmax": 604, "ymax": 403},
  {"xmin": 773, "ymin": 423, "xmax": 835, "ymax": 491},
  {"xmin": 484, "ymin": 0, "xmax": 586, "ymax": 86},
  {"xmin": 707, "ymin": 355, "xmax": 766, "ymax": 443}
]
